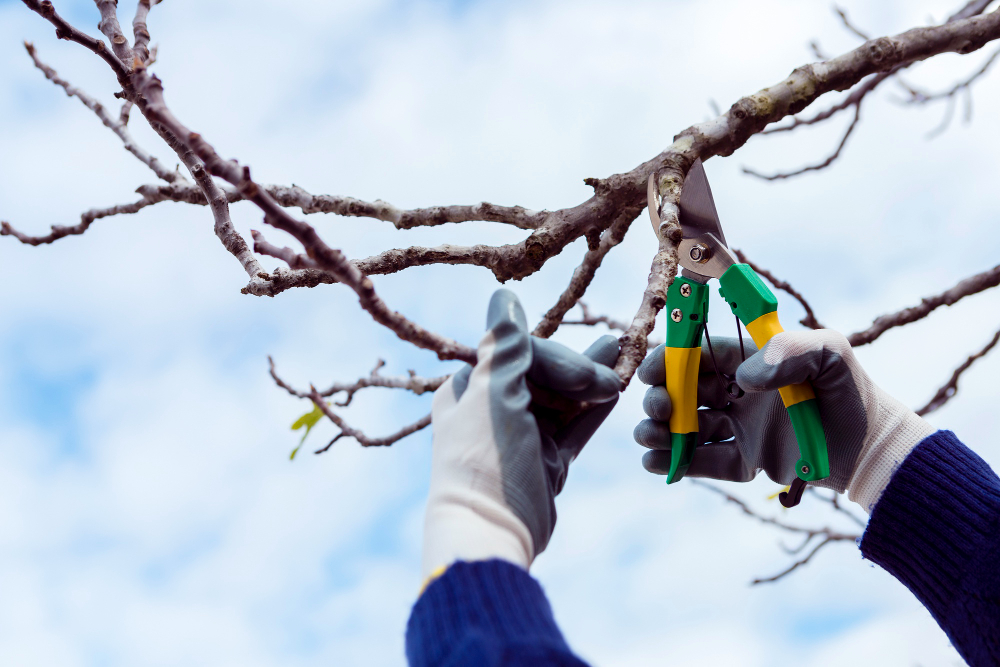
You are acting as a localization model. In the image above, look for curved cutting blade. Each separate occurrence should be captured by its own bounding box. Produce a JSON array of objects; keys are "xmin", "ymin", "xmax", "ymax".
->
[{"xmin": 679, "ymin": 159, "xmax": 727, "ymax": 247}]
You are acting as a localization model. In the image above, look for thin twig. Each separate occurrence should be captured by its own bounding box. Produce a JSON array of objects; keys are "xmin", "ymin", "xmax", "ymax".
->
[
  {"xmin": 916, "ymin": 326, "xmax": 1000, "ymax": 416},
  {"xmin": 848, "ymin": 262, "xmax": 1000, "ymax": 346},
  {"xmin": 24, "ymin": 41, "xmax": 181, "ymax": 183},
  {"xmin": 691, "ymin": 480, "xmax": 860, "ymax": 584},
  {"xmin": 734, "ymin": 250, "xmax": 825, "ymax": 329},
  {"xmin": 308, "ymin": 388, "xmax": 431, "ymax": 450},
  {"xmin": 268, "ymin": 355, "xmax": 448, "ymax": 403},
  {"xmin": 835, "ymin": 6, "xmax": 872, "ymax": 41},
  {"xmin": 745, "ymin": 102, "xmax": 862, "ymax": 180}
]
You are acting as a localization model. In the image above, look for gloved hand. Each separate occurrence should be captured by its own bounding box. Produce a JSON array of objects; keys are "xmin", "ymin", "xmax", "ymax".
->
[
  {"xmin": 634, "ymin": 330, "xmax": 934, "ymax": 512},
  {"xmin": 422, "ymin": 289, "xmax": 622, "ymax": 579}
]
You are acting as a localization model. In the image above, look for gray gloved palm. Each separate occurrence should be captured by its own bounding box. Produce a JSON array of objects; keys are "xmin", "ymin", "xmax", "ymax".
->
[
  {"xmin": 422, "ymin": 289, "xmax": 622, "ymax": 578},
  {"xmin": 633, "ymin": 331, "xmax": 933, "ymax": 504}
]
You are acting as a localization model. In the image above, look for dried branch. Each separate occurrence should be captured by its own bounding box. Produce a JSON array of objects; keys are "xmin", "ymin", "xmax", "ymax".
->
[
  {"xmin": 308, "ymin": 388, "xmax": 431, "ymax": 450},
  {"xmin": 1, "ymin": 197, "xmax": 152, "ymax": 245},
  {"xmin": 691, "ymin": 480, "xmax": 860, "ymax": 584},
  {"xmin": 733, "ymin": 250, "xmax": 825, "ymax": 329},
  {"xmin": 561, "ymin": 302, "xmax": 632, "ymax": 334},
  {"xmin": 751, "ymin": 537, "xmax": 844, "ymax": 585},
  {"xmin": 835, "ymin": 6, "xmax": 872, "ymax": 41},
  {"xmin": 916, "ymin": 326, "xmax": 1000, "ymax": 416},
  {"xmin": 744, "ymin": 101, "xmax": 862, "ymax": 180},
  {"xmin": 17, "ymin": 0, "xmax": 1000, "ymax": 375},
  {"xmin": 268, "ymin": 356, "xmax": 448, "ymax": 403},
  {"xmin": 94, "ymin": 0, "xmax": 134, "ymax": 66},
  {"xmin": 848, "ymin": 262, "xmax": 1000, "ymax": 346},
  {"xmin": 132, "ymin": 0, "xmax": 160, "ymax": 65},
  {"xmin": 613, "ymin": 170, "xmax": 684, "ymax": 386},
  {"xmin": 24, "ymin": 41, "xmax": 181, "ymax": 183},
  {"xmin": 532, "ymin": 211, "xmax": 636, "ymax": 338},
  {"xmin": 902, "ymin": 46, "xmax": 1000, "ymax": 103}
]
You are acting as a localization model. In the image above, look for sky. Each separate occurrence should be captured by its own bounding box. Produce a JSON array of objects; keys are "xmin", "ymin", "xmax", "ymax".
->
[{"xmin": 0, "ymin": 0, "xmax": 998, "ymax": 665}]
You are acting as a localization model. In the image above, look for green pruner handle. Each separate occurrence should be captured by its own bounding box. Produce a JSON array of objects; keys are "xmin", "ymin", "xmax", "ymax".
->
[
  {"xmin": 663, "ymin": 276, "xmax": 709, "ymax": 484},
  {"xmin": 718, "ymin": 264, "xmax": 831, "ymax": 484}
]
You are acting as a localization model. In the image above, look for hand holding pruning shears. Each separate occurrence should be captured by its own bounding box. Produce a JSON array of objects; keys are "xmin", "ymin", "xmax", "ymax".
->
[{"xmin": 637, "ymin": 160, "xmax": 934, "ymax": 508}]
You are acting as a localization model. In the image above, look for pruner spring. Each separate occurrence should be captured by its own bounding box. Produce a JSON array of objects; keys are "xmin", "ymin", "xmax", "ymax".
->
[{"xmin": 701, "ymin": 314, "xmax": 747, "ymax": 402}]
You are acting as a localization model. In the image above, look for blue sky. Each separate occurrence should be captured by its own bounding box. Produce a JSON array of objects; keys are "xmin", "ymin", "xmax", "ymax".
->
[{"xmin": 1, "ymin": 0, "xmax": 999, "ymax": 665}]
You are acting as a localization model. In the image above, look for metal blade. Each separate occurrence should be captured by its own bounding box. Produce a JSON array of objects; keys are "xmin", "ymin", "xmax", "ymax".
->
[
  {"xmin": 678, "ymin": 159, "xmax": 727, "ymax": 248},
  {"xmin": 646, "ymin": 172, "xmax": 661, "ymax": 234}
]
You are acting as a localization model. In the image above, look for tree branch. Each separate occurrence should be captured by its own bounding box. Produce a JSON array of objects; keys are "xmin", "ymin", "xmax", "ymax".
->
[
  {"xmin": 532, "ymin": 211, "xmax": 636, "ymax": 338},
  {"xmin": 24, "ymin": 41, "xmax": 181, "ymax": 183},
  {"xmin": 268, "ymin": 356, "xmax": 448, "ymax": 403},
  {"xmin": 916, "ymin": 326, "xmax": 1000, "ymax": 416},
  {"xmin": 308, "ymin": 389, "xmax": 431, "ymax": 451},
  {"xmin": 691, "ymin": 480, "xmax": 860, "ymax": 584},
  {"xmin": 1, "ymin": 197, "xmax": 152, "ymax": 245},
  {"xmin": 848, "ymin": 262, "xmax": 1000, "ymax": 346},
  {"xmin": 744, "ymin": 101, "xmax": 862, "ymax": 180},
  {"xmin": 733, "ymin": 250, "xmax": 825, "ymax": 329}
]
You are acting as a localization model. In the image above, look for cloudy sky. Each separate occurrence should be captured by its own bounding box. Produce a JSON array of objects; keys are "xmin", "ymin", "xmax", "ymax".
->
[{"xmin": 1, "ymin": 0, "xmax": 998, "ymax": 665}]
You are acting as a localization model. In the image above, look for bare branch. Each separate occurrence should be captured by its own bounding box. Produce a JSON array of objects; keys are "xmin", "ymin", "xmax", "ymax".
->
[
  {"xmin": 835, "ymin": 6, "xmax": 872, "ymax": 41},
  {"xmin": 21, "ymin": 0, "xmax": 130, "ymax": 85},
  {"xmin": 902, "ymin": 45, "xmax": 1000, "ymax": 103},
  {"xmin": 1, "ymin": 197, "xmax": 152, "ymax": 245},
  {"xmin": 308, "ymin": 388, "xmax": 431, "ymax": 450},
  {"xmin": 613, "ymin": 169, "xmax": 684, "ymax": 386},
  {"xmin": 761, "ymin": 72, "xmax": 883, "ymax": 135},
  {"xmin": 691, "ymin": 480, "xmax": 860, "ymax": 584},
  {"xmin": 752, "ymin": 537, "xmax": 846, "ymax": 585},
  {"xmin": 848, "ymin": 262, "xmax": 1000, "ymax": 346},
  {"xmin": 532, "ymin": 211, "xmax": 636, "ymax": 338},
  {"xmin": 268, "ymin": 355, "xmax": 448, "ymax": 403},
  {"xmin": 24, "ymin": 41, "xmax": 181, "ymax": 183},
  {"xmin": 744, "ymin": 102, "xmax": 862, "ymax": 180},
  {"xmin": 561, "ymin": 302, "xmax": 632, "ymax": 334},
  {"xmin": 132, "ymin": 0, "xmax": 160, "ymax": 65},
  {"xmin": 733, "ymin": 250, "xmax": 825, "ymax": 329},
  {"xmin": 916, "ymin": 326, "xmax": 1000, "ymax": 416},
  {"xmin": 94, "ymin": 0, "xmax": 134, "ymax": 66}
]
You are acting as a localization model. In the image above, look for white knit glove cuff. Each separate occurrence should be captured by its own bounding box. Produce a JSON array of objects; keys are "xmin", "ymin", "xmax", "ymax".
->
[{"xmin": 847, "ymin": 388, "xmax": 935, "ymax": 514}]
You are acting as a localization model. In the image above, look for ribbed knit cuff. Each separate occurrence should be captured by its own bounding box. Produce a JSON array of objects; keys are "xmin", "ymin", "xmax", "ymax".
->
[
  {"xmin": 861, "ymin": 430, "xmax": 1000, "ymax": 666},
  {"xmin": 406, "ymin": 559, "xmax": 586, "ymax": 667}
]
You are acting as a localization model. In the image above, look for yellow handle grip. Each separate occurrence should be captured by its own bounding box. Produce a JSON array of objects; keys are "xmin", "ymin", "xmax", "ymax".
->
[{"xmin": 744, "ymin": 311, "xmax": 815, "ymax": 407}]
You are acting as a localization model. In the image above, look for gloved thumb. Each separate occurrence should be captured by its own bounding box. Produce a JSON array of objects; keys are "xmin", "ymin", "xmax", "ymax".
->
[{"xmin": 735, "ymin": 330, "xmax": 852, "ymax": 393}]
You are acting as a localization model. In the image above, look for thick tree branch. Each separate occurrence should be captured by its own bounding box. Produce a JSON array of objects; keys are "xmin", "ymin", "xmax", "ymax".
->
[
  {"xmin": 916, "ymin": 326, "xmax": 1000, "ymax": 416},
  {"xmin": 848, "ymin": 262, "xmax": 1000, "ymax": 346},
  {"xmin": 733, "ymin": 250, "xmax": 825, "ymax": 329},
  {"xmin": 21, "ymin": 0, "xmax": 130, "ymax": 85}
]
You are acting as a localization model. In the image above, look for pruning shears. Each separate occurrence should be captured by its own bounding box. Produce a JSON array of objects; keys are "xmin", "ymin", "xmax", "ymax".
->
[{"xmin": 647, "ymin": 160, "xmax": 829, "ymax": 508}]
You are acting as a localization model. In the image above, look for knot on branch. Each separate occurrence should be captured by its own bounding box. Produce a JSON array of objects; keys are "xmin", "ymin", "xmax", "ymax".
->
[
  {"xmin": 867, "ymin": 37, "xmax": 899, "ymax": 65},
  {"xmin": 583, "ymin": 176, "xmax": 609, "ymax": 194}
]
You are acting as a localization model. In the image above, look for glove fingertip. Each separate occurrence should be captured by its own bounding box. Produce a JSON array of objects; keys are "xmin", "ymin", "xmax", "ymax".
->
[
  {"xmin": 637, "ymin": 344, "xmax": 666, "ymax": 386},
  {"xmin": 582, "ymin": 335, "xmax": 620, "ymax": 368}
]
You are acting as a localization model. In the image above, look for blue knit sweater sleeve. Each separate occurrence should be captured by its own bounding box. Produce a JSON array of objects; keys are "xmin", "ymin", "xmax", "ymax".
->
[
  {"xmin": 860, "ymin": 430, "xmax": 1000, "ymax": 666},
  {"xmin": 405, "ymin": 559, "xmax": 589, "ymax": 667}
]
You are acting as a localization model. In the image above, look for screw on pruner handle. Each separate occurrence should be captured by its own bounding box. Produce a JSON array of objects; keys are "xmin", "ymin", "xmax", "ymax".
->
[{"xmin": 779, "ymin": 478, "xmax": 808, "ymax": 508}]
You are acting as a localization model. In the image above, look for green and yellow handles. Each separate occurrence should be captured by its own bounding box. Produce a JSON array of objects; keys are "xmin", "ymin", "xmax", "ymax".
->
[
  {"xmin": 718, "ymin": 264, "xmax": 831, "ymax": 483},
  {"xmin": 664, "ymin": 276, "xmax": 710, "ymax": 483}
]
